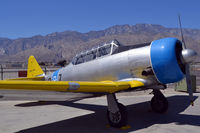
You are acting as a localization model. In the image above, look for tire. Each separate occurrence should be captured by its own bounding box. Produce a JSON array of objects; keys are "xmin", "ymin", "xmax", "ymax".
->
[
  {"xmin": 151, "ymin": 95, "xmax": 168, "ymax": 113},
  {"xmin": 107, "ymin": 103, "xmax": 127, "ymax": 128}
]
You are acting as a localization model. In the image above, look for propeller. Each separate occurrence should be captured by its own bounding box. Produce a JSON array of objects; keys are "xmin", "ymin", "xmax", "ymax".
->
[{"xmin": 178, "ymin": 15, "xmax": 196, "ymax": 106}]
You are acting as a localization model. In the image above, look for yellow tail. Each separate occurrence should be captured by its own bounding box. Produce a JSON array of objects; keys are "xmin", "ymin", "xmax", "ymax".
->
[{"xmin": 27, "ymin": 56, "xmax": 44, "ymax": 78}]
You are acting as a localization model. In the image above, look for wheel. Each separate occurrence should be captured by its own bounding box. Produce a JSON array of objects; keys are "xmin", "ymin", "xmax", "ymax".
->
[
  {"xmin": 107, "ymin": 103, "xmax": 127, "ymax": 128},
  {"xmin": 151, "ymin": 95, "xmax": 168, "ymax": 113}
]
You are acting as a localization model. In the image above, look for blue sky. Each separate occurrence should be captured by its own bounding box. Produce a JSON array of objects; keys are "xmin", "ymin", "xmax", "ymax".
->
[{"xmin": 0, "ymin": 0, "xmax": 200, "ymax": 39}]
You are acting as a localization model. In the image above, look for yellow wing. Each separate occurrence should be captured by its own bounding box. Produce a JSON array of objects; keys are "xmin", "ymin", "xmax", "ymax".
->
[{"xmin": 0, "ymin": 80, "xmax": 144, "ymax": 93}]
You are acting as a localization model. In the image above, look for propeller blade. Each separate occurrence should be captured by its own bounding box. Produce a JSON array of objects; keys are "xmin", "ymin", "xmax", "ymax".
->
[
  {"xmin": 185, "ymin": 64, "xmax": 194, "ymax": 106},
  {"xmin": 178, "ymin": 15, "xmax": 186, "ymax": 49},
  {"xmin": 178, "ymin": 15, "xmax": 194, "ymax": 106}
]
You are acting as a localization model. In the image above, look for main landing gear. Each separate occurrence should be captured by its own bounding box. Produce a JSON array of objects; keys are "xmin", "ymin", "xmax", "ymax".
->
[
  {"xmin": 151, "ymin": 89, "xmax": 168, "ymax": 113},
  {"xmin": 106, "ymin": 93, "xmax": 127, "ymax": 128},
  {"xmin": 106, "ymin": 90, "xmax": 168, "ymax": 128}
]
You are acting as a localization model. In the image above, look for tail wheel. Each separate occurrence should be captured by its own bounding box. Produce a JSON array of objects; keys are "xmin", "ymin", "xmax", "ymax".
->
[
  {"xmin": 151, "ymin": 95, "xmax": 168, "ymax": 113},
  {"xmin": 107, "ymin": 103, "xmax": 127, "ymax": 128}
]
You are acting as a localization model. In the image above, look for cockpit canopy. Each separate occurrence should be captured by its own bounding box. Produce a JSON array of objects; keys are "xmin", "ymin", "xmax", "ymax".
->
[{"xmin": 72, "ymin": 40, "xmax": 121, "ymax": 65}]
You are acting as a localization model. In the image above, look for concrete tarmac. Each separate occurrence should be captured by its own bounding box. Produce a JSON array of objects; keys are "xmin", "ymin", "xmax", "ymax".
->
[{"xmin": 0, "ymin": 90, "xmax": 200, "ymax": 133}]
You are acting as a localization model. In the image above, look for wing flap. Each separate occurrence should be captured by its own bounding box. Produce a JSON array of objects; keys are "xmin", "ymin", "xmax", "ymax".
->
[{"xmin": 0, "ymin": 80, "xmax": 144, "ymax": 93}]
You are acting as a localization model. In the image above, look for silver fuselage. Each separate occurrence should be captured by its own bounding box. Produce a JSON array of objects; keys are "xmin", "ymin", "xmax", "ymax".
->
[{"xmin": 45, "ymin": 45, "xmax": 157, "ymax": 85}]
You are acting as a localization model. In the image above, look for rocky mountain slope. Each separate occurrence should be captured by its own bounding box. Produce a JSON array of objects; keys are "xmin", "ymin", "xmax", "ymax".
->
[{"xmin": 0, "ymin": 24, "xmax": 200, "ymax": 63}]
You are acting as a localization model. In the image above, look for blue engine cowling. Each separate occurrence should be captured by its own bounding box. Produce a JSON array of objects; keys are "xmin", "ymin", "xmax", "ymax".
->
[{"xmin": 150, "ymin": 37, "xmax": 185, "ymax": 84}]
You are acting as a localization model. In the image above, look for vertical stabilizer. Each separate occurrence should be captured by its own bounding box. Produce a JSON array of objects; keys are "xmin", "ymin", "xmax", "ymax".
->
[{"xmin": 27, "ymin": 56, "xmax": 44, "ymax": 78}]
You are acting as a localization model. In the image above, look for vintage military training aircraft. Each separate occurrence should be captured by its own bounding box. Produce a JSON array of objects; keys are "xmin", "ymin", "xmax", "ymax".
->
[{"xmin": 0, "ymin": 37, "xmax": 197, "ymax": 128}]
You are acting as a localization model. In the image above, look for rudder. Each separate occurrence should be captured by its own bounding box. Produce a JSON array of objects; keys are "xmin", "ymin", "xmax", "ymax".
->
[{"xmin": 27, "ymin": 56, "xmax": 44, "ymax": 78}]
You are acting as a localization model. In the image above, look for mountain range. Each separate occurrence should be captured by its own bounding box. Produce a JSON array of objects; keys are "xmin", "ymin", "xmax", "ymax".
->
[{"xmin": 0, "ymin": 24, "xmax": 200, "ymax": 64}]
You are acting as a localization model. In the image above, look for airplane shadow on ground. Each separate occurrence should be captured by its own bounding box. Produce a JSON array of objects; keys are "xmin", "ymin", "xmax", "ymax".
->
[{"xmin": 16, "ymin": 95, "xmax": 200, "ymax": 133}]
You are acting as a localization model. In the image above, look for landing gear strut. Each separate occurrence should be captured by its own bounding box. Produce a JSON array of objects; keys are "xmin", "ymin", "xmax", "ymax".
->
[
  {"xmin": 106, "ymin": 93, "xmax": 127, "ymax": 128},
  {"xmin": 151, "ymin": 89, "xmax": 168, "ymax": 113}
]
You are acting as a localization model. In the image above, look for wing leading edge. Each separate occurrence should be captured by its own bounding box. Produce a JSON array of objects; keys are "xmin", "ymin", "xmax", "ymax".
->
[{"xmin": 0, "ymin": 80, "xmax": 144, "ymax": 93}]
